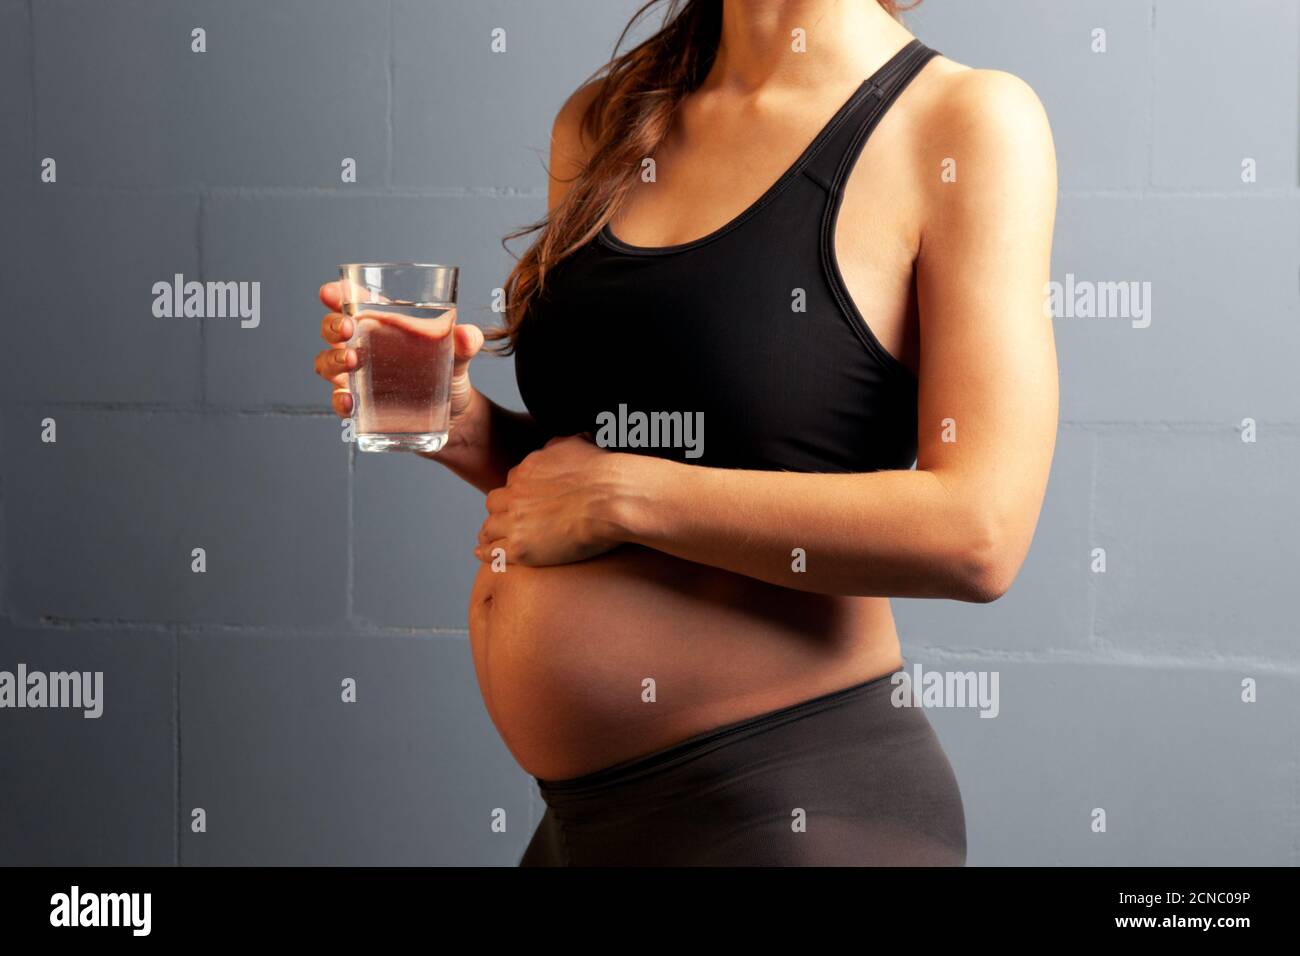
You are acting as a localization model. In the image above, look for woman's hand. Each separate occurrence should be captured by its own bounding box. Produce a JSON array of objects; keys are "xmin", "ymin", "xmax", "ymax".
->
[
  {"xmin": 474, "ymin": 435, "xmax": 636, "ymax": 567},
  {"xmin": 313, "ymin": 280, "xmax": 487, "ymax": 448}
]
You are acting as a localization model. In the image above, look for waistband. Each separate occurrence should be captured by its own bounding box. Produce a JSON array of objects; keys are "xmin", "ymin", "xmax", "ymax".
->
[{"xmin": 536, "ymin": 666, "xmax": 903, "ymax": 797}]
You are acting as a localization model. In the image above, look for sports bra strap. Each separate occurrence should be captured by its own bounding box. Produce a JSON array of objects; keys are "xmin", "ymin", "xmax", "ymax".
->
[{"xmin": 802, "ymin": 39, "xmax": 940, "ymax": 191}]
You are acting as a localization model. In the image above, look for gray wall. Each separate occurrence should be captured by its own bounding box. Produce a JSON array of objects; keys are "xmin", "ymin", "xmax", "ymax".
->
[{"xmin": 0, "ymin": 0, "xmax": 1296, "ymax": 866}]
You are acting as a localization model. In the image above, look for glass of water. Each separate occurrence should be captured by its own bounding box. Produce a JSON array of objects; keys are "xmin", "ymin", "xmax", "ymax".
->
[{"xmin": 337, "ymin": 262, "xmax": 459, "ymax": 454}]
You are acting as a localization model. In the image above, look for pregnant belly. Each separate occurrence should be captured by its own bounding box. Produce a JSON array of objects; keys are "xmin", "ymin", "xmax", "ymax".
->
[{"xmin": 468, "ymin": 544, "xmax": 903, "ymax": 781}]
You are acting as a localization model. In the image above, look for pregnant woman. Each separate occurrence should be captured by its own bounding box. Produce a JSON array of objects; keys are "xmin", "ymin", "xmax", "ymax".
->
[{"xmin": 314, "ymin": 0, "xmax": 1057, "ymax": 866}]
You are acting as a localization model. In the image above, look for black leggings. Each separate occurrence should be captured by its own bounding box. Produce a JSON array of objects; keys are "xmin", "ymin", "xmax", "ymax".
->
[{"xmin": 520, "ymin": 670, "xmax": 966, "ymax": 866}]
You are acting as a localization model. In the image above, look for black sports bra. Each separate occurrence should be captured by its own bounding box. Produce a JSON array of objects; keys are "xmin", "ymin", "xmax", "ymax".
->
[{"xmin": 514, "ymin": 39, "xmax": 939, "ymax": 473}]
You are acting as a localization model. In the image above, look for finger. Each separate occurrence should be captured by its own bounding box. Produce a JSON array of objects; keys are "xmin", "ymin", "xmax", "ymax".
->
[
  {"xmin": 320, "ymin": 278, "xmax": 393, "ymax": 311},
  {"xmin": 319, "ymin": 280, "xmax": 343, "ymax": 311},
  {"xmin": 320, "ymin": 311, "xmax": 354, "ymax": 345},
  {"xmin": 314, "ymin": 346, "xmax": 357, "ymax": 381},
  {"xmin": 474, "ymin": 538, "xmax": 510, "ymax": 563},
  {"xmin": 313, "ymin": 346, "xmax": 355, "ymax": 381},
  {"xmin": 451, "ymin": 325, "xmax": 485, "ymax": 391},
  {"xmin": 331, "ymin": 388, "xmax": 353, "ymax": 418},
  {"xmin": 320, "ymin": 368, "xmax": 349, "ymax": 387},
  {"xmin": 505, "ymin": 456, "xmax": 534, "ymax": 484},
  {"xmin": 453, "ymin": 323, "xmax": 485, "ymax": 362},
  {"xmin": 484, "ymin": 488, "xmax": 508, "ymax": 513},
  {"xmin": 477, "ymin": 513, "xmax": 507, "ymax": 547}
]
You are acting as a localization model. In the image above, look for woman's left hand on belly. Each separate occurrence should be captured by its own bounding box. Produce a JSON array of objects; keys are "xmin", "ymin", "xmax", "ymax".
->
[{"xmin": 474, "ymin": 434, "xmax": 639, "ymax": 567}]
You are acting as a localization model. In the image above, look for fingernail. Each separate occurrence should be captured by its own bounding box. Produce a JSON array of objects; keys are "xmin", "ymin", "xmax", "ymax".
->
[{"xmin": 331, "ymin": 315, "xmax": 342, "ymax": 332}]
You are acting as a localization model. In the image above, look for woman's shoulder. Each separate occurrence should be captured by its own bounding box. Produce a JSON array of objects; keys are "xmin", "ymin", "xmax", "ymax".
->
[
  {"xmin": 912, "ymin": 54, "xmax": 1055, "ymax": 163},
  {"xmin": 546, "ymin": 79, "xmax": 606, "ymax": 208},
  {"xmin": 552, "ymin": 79, "xmax": 605, "ymax": 157}
]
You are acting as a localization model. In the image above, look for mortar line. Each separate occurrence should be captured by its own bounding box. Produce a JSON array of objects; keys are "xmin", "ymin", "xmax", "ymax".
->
[
  {"xmin": 0, "ymin": 418, "xmax": 6, "ymax": 620},
  {"xmin": 15, "ymin": 404, "xmax": 1300, "ymax": 431},
  {"xmin": 3, "ymin": 402, "xmax": 333, "ymax": 415},
  {"xmin": 387, "ymin": 0, "xmax": 395, "ymax": 187},
  {"xmin": 526, "ymin": 778, "xmax": 537, "ymax": 848},
  {"xmin": 197, "ymin": 189, "xmax": 207, "ymax": 408},
  {"xmin": 1292, "ymin": 731, "xmax": 1299, "ymax": 865},
  {"xmin": 1059, "ymin": 420, "xmax": 1300, "ymax": 433},
  {"xmin": 16, "ymin": 608, "xmax": 1296, "ymax": 671},
  {"xmin": 16, "ymin": 182, "xmax": 1298, "ymax": 200},
  {"xmin": 1057, "ymin": 187, "xmax": 1297, "ymax": 199},
  {"xmin": 1145, "ymin": 0, "xmax": 1157, "ymax": 188},
  {"xmin": 1086, "ymin": 430, "xmax": 1101, "ymax": 650},
  {"xmin": 174, "ymin": 626, "xmax": 182, "ymax": 867},
  {"xmin": 906, "ymin": 642, "xmax": 1300, "ymax": 676},
  {"xmin": 26, "ymin": 0, "xmax": 37, "ymax": 176},
  {"xmin": 346, "ymin": 441, "xmax": 356, "ymax": 623},
  {"xmin": 17, "ymin": 613, "xmax": 471, "ymax": 637}
]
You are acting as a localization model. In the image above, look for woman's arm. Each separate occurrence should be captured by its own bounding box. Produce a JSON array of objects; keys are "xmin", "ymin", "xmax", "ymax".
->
[
  {"xmin": 621, "ymin": 71, "xmax": 1058, "ymax": 601},
  {"xmin": 477, "ymin": 71, "xmax": 1059, "ymax": 603},
  {"xmin": 424, "ymin": 388, "xmax": 549, "ymax": 493}
]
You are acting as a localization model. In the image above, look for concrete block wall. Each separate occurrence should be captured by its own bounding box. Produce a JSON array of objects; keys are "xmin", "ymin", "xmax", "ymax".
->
[{"xmin": 1, "ymin": 0, "xmax": 1296, "ymax": 865}]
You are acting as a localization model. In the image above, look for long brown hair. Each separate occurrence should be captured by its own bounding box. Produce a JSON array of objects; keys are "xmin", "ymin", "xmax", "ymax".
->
[{"xmin": 486, "ymin": 0, "xmax": 920, "ymax": 354}]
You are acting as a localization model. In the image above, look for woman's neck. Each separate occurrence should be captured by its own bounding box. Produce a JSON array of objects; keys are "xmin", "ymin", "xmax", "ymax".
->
[{"xmin": 710, "ymin": 0, "xmax": 913, "ymax": 94}]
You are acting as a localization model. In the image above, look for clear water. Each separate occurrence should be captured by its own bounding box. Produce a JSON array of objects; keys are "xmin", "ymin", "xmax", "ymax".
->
[{"xmin": 343, "ymin": 302, "xmax": 456, "ymax": 453}]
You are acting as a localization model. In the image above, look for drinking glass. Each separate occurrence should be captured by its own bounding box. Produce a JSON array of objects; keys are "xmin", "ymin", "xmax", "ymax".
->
[{"xmin": 337, "ymin": 263, "xmax": 459, "ymax": 453}]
